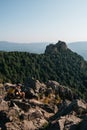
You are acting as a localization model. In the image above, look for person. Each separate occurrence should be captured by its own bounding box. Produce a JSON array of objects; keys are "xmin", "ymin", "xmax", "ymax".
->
[{"xmin": 15, "ymin": 84, "xmax": 25, "ymax": 99}]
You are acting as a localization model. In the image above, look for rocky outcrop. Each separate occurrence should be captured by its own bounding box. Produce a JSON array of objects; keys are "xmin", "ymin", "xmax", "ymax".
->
[
  {"xmin": 45, "ymin": 41, "xmax": 67, "ymax": 54},
  {"xmin": 49, "ymin": 115, "xmax": 81, "ymax": 130},
  {"xmin": 63, "ymin": 99, "xmax": 87, "ymax": 116},
  {"xmin": 0, "ymin": 80, "xmax": 87, "ymax": 130},
  {"xmin": 46, "ymin": 80, "xmax": 77, "ymax": 100},
  {"xmin": 25, "ymin": 78, "xmax": 46, "ymax": 99},
  {"xmin": 13, "ymin": 100, "xmax": 31, "ymax": 112},
  {"xmin": 25, "ymin": 79, "xmax": 78, "ymax": 102}
]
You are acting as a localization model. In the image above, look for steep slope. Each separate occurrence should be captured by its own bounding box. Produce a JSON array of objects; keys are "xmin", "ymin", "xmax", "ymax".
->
[
  {"xmin": 68, "ymin": 41, "xmax": 87, "ymax": 60},
  {"xmin": 0, "ymin": 41, "xmax": 87, "ymax": 99}
]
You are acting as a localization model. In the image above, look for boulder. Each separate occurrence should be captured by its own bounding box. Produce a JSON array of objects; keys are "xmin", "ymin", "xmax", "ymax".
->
[
  {"xmin": 58, "ymin": 99, "xmax": 87, "ymax": 117},
  {"xmin": 28, "ymin": 109, "xmax": 43, "ymax": 120},
  {"xmin": 46, "ymin": 80, "xmax": 77, "ymax": 101},
  {"xmin": 7, "ymin": 108, "xmax": 19, "ymax": 121},
  {"xmin": 13, "ymin": 100, "xmax": 31, "ymax": 112},
  {"xmin": 63, "ymin": 115, "xmax": 81, "ymax": 130},
  {"xmin": 48, "ymin": 115, "xmax": 81, "ymax": 130},
  {"xmin": 5, "ymin": 122, "xmax": 21, "ymax": 130},
  {"xmin": 41, "ymin": 104, "xmax": 55, "ymax": 113},
  {"xmin": 25, "ymin": 88, "xmax": 38, "ymax": 99},
  {"xmin": 58, "ymin": 85, "xmax": 76, "ymax": 100},
  {"xmin": 25, "ymin": 79, "xmax": 46, "ymax": 99},
  {"xmin": 74, "ymin": 100, "xmax": 87, "ymax": 114},
  {"xmin": 35, "ymin": 80, "xmax": 46, "ymax": 93},
  {"xmin": 0, "ymin": 99, "xmax": 8, "ymax": 111},
  {"xmin": 46, "ymin": 80, "xmax": 60, "ymax": 90},
  {"xmin": 22, "ymin": 120, "xmax": 36, "ymax": 130},
  {"xmin": 28, "ymin": 99, "xmax": 55, "ymax": 113}
]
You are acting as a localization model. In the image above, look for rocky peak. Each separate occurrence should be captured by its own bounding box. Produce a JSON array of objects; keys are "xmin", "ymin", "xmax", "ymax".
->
[
  {"xmin": 56, "ymin": 41, "xmax": 67, "ymax": 50},
  {"xmin": 45, "ymin": 41, "xmax": 67, "ymax": 54}
]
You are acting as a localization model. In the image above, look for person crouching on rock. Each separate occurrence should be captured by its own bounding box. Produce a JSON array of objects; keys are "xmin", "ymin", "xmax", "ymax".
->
[{"xmin": 15, "ymin": 84, "xmax": 25, "ymax": 100}]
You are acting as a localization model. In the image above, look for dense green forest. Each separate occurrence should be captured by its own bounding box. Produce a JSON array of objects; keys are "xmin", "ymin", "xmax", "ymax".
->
[{"xmin": 0, "ymin": 41, "xmax": 87, "ymax": 99}]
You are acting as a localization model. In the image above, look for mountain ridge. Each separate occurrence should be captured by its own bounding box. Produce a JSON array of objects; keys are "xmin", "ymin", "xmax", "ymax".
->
[
  {"xmin": 0, "ymin": 41, "xmax": 87, "ymax": 100},
  {"xmin": 0, "ymin": 41, "xmax": 87, "ymax": 60}
]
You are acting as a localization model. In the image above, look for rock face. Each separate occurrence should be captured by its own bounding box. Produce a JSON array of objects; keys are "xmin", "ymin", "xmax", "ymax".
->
[
  {"xmin": 0, "ymin": 80, "xmax": 87, "ymax": 130},
  {"xmin": 46, "ymin": 80, "xmax": 77, "ymax": 101},
  {"xmin": 50, "ymin": 115, "xmax": 81, "ymax": 130},
  {"xmin": 45, "ymin": 41, "xmax": 67, "ymax": 54}
]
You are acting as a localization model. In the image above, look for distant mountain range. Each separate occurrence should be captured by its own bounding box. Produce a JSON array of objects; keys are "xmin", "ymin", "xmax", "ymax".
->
[
  {"xmin": 0, "ymin": 41, "xmax": 87, "ymax": 60},
  {"xmin": 0, "ymin": 41, "xmax": 49, "ymax": 54}
]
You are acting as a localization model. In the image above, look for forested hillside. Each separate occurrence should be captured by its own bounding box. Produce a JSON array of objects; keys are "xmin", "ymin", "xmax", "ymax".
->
[
  {"xmin": 68, "ymin": 41, "xmax": 87, "ymax": 60},
  {"xmin": 0, "ymin": 41, "xmax": 87, "ymax": 99}
]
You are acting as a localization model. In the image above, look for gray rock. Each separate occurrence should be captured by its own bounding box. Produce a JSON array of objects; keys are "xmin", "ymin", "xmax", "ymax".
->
[
  {"xmin": 13, "ymin": 100, "xmax": 31, "ymax": 112},
  {"xmin": 0, "ymin": 99, "xmax": 8, "ymax": 111},
  {"xmin": 46, "ymin": 80, "xmax": 77, "ymax": 101}
]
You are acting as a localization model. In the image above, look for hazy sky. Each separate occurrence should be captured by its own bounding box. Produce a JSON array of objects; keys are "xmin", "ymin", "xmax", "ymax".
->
[{"xmin": 0, "ymin": 0, "xmax": 87, "ymax": 43}]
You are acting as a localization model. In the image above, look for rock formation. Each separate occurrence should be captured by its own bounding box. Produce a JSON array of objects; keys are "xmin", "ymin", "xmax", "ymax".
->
[
  {"xmin": 0, "ymin": 79, "xmax": 87, "ymax": 130},
  {"xmin": 45, "ymin": 41, "xmax": 67, "ymax": 54}
]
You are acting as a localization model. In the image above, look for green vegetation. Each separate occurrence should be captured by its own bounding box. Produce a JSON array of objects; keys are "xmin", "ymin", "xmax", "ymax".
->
[{"xmin": 0, "ymin": 41, "xmax": 87, "ymax": 99}]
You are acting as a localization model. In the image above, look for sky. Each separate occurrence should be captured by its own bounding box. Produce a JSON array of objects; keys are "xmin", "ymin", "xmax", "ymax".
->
[{"xmin": 0, "ymin": 0, "xmax": 87, "ymax": 43}]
